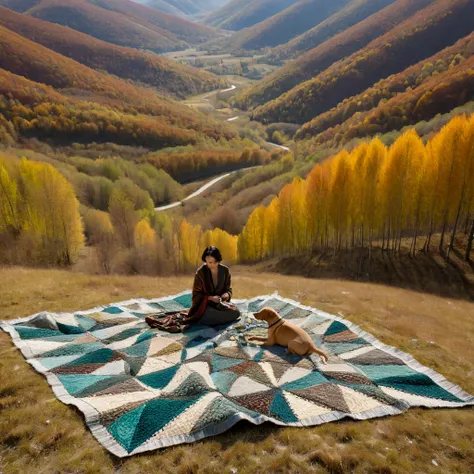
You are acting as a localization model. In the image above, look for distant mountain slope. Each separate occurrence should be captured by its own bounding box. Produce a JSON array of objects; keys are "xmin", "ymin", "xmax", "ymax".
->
[
  {"xmin": 296, "ymin": 32, "xmax": 474, "ymax": 146},
  {"xmin": 0, "ymin": 0, "xmax": 218, "ymax": 51},
  {"xmin": 203, "ymin": 0, "xmax": 299, "ymax": 31},
  {"xmin": 227, "ymin": 0, "xmax": 353, "ymax": 51},
  {"xmin": 232, "ymin": 0, "xmax": 435, "ymax": 110},
  {"xmin": 132, "ymin": 0, "xmax": 186, "ymax": 17},
  {"xmin": 251, "ymin": 0, "xmax": 474, "ymax": 125},
  {"xmin": 0, "ymin": 7, "xmax": 223, "ymax": 99},
  {"xmin": 264, "ymin": 0, "xmax": 397, "ymax": 63}
]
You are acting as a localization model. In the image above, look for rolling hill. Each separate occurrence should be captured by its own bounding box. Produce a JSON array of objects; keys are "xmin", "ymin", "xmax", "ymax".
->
[
  {"xmin": 233, "ymin": 0, "xmax": 435, "ymax": 110},
  {"xmin": 225, "ymin": 0, "xmax": 353, "ymax": 51},
  {"xmin": 0, "ymin": 0, "xmax": 218, "ymax": 51},
  {"xmin": 0, "ymin": 6, "xmax": 224, "ymax": 99},
  {"xmin": 263, "ymin": 0, "xmax": 398, "ymax": 63},
  {"xmin": 249, "ymin": 0, "xmax": 474, "ymax": 124},
  {"xmin": 0, "ymin": 26, "xmax": 235, "ymax": 148},
  {"xmin": 203, "ymin": 0, "xmax": 300, "ymax": 31}
]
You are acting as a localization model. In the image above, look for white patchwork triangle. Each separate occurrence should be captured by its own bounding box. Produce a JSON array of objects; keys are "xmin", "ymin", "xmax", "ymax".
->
[
  {"xmin": 309, "ymin": 320, "xmax": 333, "ymax": 335},
  {"xmin": 228, "ymin": 376, "xmax": 272, "ymax": 398},
  {"xmin": 81, "ymin": 390, "xmax": 155, "ymax": 412},
  {"xmin": 339, "ymin": 346, "xmax": 373, "ymax": 360},
  {"xmin": 147, "ymin": 336, "xmax": 177, "ymax": 356},
  {"xmin": 54, "ymin": 313, "xmax": 78, "ymax": 327},
  {"xmin": 29, "ymin": 340, "xmax": 70, "ymax": 356},
  {"xmin": 320, "ymin": 363, "xmax": 360, "ymax": 374},
  {"xmin": 140, "ymin": 392, "xmax": 222, "ymax": 448},
  {"xmin": 278, "ymin": 367, "xmax": 313, "ymax": 386},
  {"xmin": 185, "ymin": 361, "xmax": 214, "ymax": 389},
  {"xmin": 158, "ymin": 350, "xmax": 183, "ymax": 366},
  {"xmin": 91, "ymin": 321, "xmax": 140, "ymax": 340},
  {"xmin": 161, "ymin": 365, "xmax": 193, "ymax": 394},
  {"xmin": 283, "ymin": 391, "xmax": 332, "ymax": 419},
  {"xmin": 380, "ymin": 386, "xmax": 463, "ymax": 408},
  {"xmin": 338, "ymin": 385, "xmax": 383, "ymax": 413},
  {"xmin": 137, "ymin": 357, "xmax": 175, "ymax": 377},
  {"xmin": 107, "ymin": 334, "xmax": 141, "ymax": 351},
  {"xmin": 91, "ymin": 360, "xmax": 127, "ymax": 376},
  {"xmin": 259, "ymin": 362, "xmax": 278, "ymax": 386}
]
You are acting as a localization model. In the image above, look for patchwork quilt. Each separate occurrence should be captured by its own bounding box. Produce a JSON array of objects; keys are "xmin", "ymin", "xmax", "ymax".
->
[{"xmin": 1, "ymin": 291, "xmax": 473, "ymax": 457}]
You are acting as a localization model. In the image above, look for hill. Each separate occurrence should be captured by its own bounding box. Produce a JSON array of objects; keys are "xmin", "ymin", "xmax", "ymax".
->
[
  {"xmin": 132, "ymin": 0, "xmax": 187, "ymax": 16},
  {"xmin": 1, "ymin": 265, "xmax": 473, "ymax": 473},
  {"xmin": 233, "ymin": 0, "xmax": 434, "ymax": 110},
  {"xmin": 227, "ymin": 0, "xmax": 353, "ymax": 51},
  {"xmin": 0, "ymin": 0, "xmax": 218, "ymax": 52},
  {"xmin": 203, "ymin": 0, "xmax": 299, "ymax": 31},
  {"xmin": 295, "ymin": 32, "xmax": 474, "ymax": 146},
  {"xmin": 0, "ymin": 27, "xmax": 235, "ymax": 148},
  {"xmin": 0, "ymin": 7, "xmax": 224, "ymax": 99},
  {"xmin": 263, "ymin": 0, "xmax": 397, "ymax": 63},
  {"xmin": 251, "ymin": 0, "xmax": 474, "ymax": 124}
]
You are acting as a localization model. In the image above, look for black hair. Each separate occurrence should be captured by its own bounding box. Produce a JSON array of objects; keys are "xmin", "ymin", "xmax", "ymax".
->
[{"xmin": 201, "ymin": 246, "xmax": 222, "ymax": 262}]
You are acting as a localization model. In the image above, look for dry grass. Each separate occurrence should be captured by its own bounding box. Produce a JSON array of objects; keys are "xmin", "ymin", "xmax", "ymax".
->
[{"xmin": 1, "ymin": 265, "xmax": 473, "ymax": 474}]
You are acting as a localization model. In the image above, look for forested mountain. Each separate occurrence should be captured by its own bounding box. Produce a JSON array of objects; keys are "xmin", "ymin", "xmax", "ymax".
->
[
  {"xmin": 263, "ymin": 0, "xmax": 397, "ymax": 63},
  {"xmin": 250, "ymin": 0, "xmax": 474, "ymax": 124},
  {"xmin": 297, "ymin": 39, "xmax": 474, "ymax": 152},
  {"xmin": 0, "ymin": 0, "xmax": 218, "ymax": 52},
  {"xmin": 203, "ymin": 0, "xmax": 299, "ymax": 31},
  {"xmin": 0, "ymin": 7, "xmax": 223, "ymax": 99},
  {"xmin": 233, "ymin": 0, "xmax": 434, "ymax": 109},
  {"xmin": 223, "ymin": 0, "xmax": 353, "ymax": 51},
  {"xmin": 0, "ymin": 26, "xmax": 235, "ymax": 149}
]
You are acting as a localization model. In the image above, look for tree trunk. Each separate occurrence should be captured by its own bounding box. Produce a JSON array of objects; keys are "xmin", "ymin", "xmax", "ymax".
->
[
  {"xmin": 465, "ymin": 219, "xmax": 474, "ymax": 262},
  {"xmin": 447, "ymin": 186, "xmax": 465, "ymax": 260}
]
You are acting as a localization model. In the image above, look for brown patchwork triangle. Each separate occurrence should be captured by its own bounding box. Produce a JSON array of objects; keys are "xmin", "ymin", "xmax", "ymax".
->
[
  {"xmin": 155, "ymin": 342, "xmax": 183, "ymax": 356},
  {"xmin": 324, "ymin": 330, "xmax": 359, "ymax": 343},
  {"xmin": 291, "ymin": 383, "xmax": 350, "ymax": 413},
  {"xmin": 268, "ymin": 361, "xmax": 290, "ymax": 381},
  {"xmin": 324, "ymin": 372, "xmax": 374, "ymax": 386},
  {"xmin": 100, "ymin": 399, "xmax": 149, "ymax": 427},
  {"xmin": 349, "ymin": 349, "xmax": 405, "ymax": 366},
  {"xmin": 231, "ymin": 390, "xmax": 276, "ymax": 415},
  {"xmin": 227, "ymin": 361, "xmax": 273, "ymax": 386},
  {"xmin": 213, "ymin": 346, "xmax": 248, "ymax": 360},
  {"xmin": 93, "ymin": 378, "xmax": 146, "ymax": 397},
  {"xmin": 52, "ymin": 363, "xmax": 104, "ymax": 375}
]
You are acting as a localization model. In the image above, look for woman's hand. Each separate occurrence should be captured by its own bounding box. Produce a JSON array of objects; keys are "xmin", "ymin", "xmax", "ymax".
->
[
  {"xmin": 208, "ymin": 296, "xmax": 221, "ymax": 303},
  {"xmin": 221, "ymin": 293, "xmax": 230, "ymax": 302}
]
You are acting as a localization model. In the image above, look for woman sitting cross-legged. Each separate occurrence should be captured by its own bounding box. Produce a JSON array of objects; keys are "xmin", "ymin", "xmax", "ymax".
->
[
  {"xmin": 145, "ymin": 246, "xmax": 240, "ymax": 332},
  {"xmin": 189, "ymin": 246, "xmax": 241, "ymax": 326}
]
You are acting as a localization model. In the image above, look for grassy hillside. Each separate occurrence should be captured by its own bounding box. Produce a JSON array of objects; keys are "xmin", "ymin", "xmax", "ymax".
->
[
  {"xmin": 0, "ymin": 7, "xmax": 224, "ymax": 99},
  {"xmin": 263, "ymin": 0, "xmax": 397, "ymax": 63},
  {"xmin": 233, "ymin": 0, "xmax": 434, "ymax": 110},
  {"xmin": 132, "ymin": 0, "xmax": 185, "ymax": 17},
  {"xmin": 227, "ymin": 0, "xmax": 353, "ymax": 51},
  {"xmin": 251, "ymin": 0, "xmax": 474, "ymax": 124},
  {"xmin": 1, "ymin": 265, "xmax": 473, "ymax": 473},
  {"xmin": 203, "ymin": 0, "xmax": 299, "ymax": 31}
]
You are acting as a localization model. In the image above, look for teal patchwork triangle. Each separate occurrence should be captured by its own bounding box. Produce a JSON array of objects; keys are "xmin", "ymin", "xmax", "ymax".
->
[
  {"xmin": 58, "ymin": 374, "xmax": 116, "ymax": 396},
  {"xmin": 108, "ymin": 402, "xmax": 147, "ymax": 452},
  {"xmin": 138, "ymin": 365, "xmax": 180, "ymax": 389},
  {"xmin": 65, "ymin": 348, "xmax": 116, "ymax": 367},
  {"xmin": 269, "ymin": 391, "xmax": 298, "ymax": 422},
  {"xmin": 128, "ymin": 396, "xmax": 201, "ymax": 452},
  {"xmin": 74, "ymin": 314, "xmax": 97, "ymax": 331},
  {"xmin": 173, "ymin": 293, "xmax": 192, "ymax": 308},
  {"xmin": 120, "ymin": 339, "xmax": 152, "ymax": 358},
  {"xmin": 212, "ymin": 355, "xmax": 245, "ymax": 371},
  {"xmin": 102, "ymin": 307, "xmax": 124, "ymax": 314},
  {"xmin": 16, "ymin": 327, "xmax": 60, "ymax": 340},
  {"xmin": 211, "ymin": 371, "xmax": 239, "ymax": 394},
  {"xmin": 57, "ymin": 322, "xmax": 84, "ymax": 335},
  {"xmin": 324, "ymin": 321, "xmax": 348, "ymax": 336},
  {"xmin": 41, "ymin": 342, "xmax": 104, "ymax": 358},
  {"xmin": 281, "ymin": 371, "xmax": 328, "ymax": 391}
]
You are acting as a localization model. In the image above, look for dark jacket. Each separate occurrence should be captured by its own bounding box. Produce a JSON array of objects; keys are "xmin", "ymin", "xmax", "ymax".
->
[{"xmin": 188, "ymin": 263, "xmax": 233, "ymax": 318}]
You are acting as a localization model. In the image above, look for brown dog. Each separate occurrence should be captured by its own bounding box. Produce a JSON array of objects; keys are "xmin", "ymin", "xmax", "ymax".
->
[{"xmin": 249, "ymin": 307, "xmax": 329, "ymax": 362}]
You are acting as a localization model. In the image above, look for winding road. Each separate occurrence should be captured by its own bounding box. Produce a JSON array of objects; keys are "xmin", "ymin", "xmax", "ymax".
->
[{"xmin": 155, "ymin": 84, "xmax": 290, "ymax": 211}]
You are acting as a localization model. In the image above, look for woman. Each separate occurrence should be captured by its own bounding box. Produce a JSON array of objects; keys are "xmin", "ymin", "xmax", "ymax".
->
[{"xmin": 188, "ymin": 246, "xmax": 241, "ymax": 326}]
